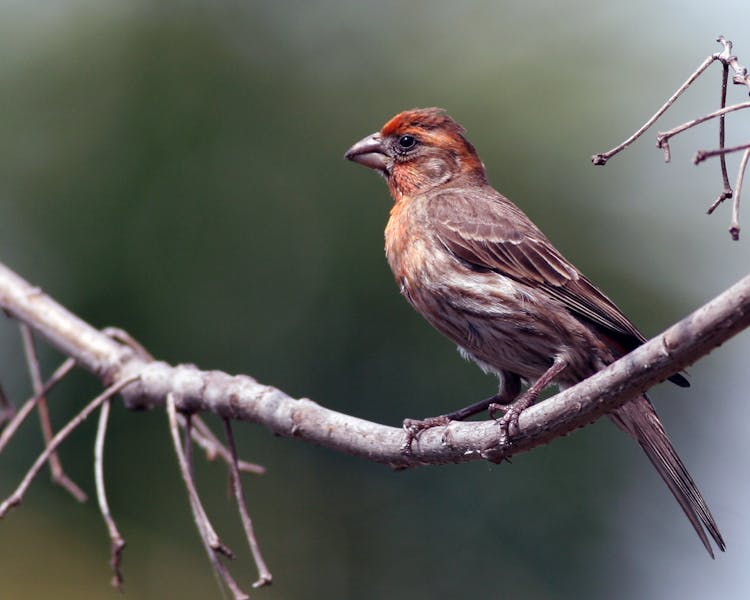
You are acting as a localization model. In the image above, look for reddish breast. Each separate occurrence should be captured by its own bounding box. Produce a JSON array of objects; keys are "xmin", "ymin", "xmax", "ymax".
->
[{"xmin": 384, "ymin": 197, "xmax": 429, "ymax": 302}]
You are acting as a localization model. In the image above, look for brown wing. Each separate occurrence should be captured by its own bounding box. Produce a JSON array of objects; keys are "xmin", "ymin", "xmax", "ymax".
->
[{"xmin": 428, "ymin": 186, "xmax": 647, "ymax": 345}]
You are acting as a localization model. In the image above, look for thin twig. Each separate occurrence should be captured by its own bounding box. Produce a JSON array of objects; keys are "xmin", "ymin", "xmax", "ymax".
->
[
  {"xmin": 95, "ymin": 399, "xmax": 126, "ymax": 590},
  {"xmin": 708, "ymin": 61, "xmax": 735, "ymax": 213},
  {"xmin": 223, "ymin": 419, "xmax": 272, "ymax": 588},
  {"xmin": 592, "ymin": 54, "xmax": 717, "ymax": 165},
  {"xmin": 717, "ymin": 35, "xmax": 750, "ymax": 93},
  {"xmin": 166, "ymin": 394, "xmax": 247, "ymax": 600},
  {"xmin": 0, "ymin": 374, "xmax": 138, "ymax": 518},
  {"xmin": 0, "ymin": 358, "xmax": 76, "ymax": 456},
  {"xmin": 707, "ymin": 190, "xmax": 735, "ymax": 215},
  {"xmin": 655, "ymin": 101, "xmax": 750, "ymax": 156},
  {"xmin": 695, "ymin": 142, "xmax": 750, "ymax": 165},
  {"xmin": 175, "ymin": 409, "xmax": 233, "ymax": 558},
  {"xmin": 20, "ymin": 324, "xmax": 87, "ymax": 502},
  {"xmin": 187, "ymin": 414, "xmax": 266, "ymax": 475},
  {"xmin": 729, "ymin": 148, "xmax": 749, "ymax": 240}
]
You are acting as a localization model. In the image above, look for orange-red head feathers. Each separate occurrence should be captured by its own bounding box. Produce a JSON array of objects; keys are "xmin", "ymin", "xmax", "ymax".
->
[{"xmin": 345, "ymin": 108, "xmax": 486, "ymax": 201}]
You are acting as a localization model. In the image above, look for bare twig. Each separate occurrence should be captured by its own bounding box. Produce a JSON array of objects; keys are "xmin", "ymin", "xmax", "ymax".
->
[
  {"xmin": 174, "ymin": 409, "xmax": 233, "ymax": 558},
  {"xmin": 166, "ymin": 394, "xmax": 247, "ymax": 600},
  {"xmin": 729, "ymin": 148, "xmax": 750, "ymax": 240},
  {"xmin": 717, "ymin": 35, "xmax": 750, "ymax": 93},
  {"xmin": 223, "ymin": 419, "xmax": 272, "ymax": 588},
  {"xmin": 591, "ymin": 54, "xmax": 717, "ymax": 165},
  {"xmin": 713, "ymin": 61, "xmax": 734, "ymax": 210},
  {"xmin": 0, "ymin": 374, "xmax": 138, "ymax": 518},
  {"xmin": 188, "ymin": 414, "xmax": 266, "ymax": 475},
  {"xmin": 20, "ymin": 324, "xmax": 87, "ymax": 502},
  {"xmin": 0, "ymin": 358, "xmax": 76, "ymax": 456},
  {"xmin": 656, "ymin": 101, "xmax": 750, "ymax": 156},
  {"xmin": 696, "ymin": 142, "xmax": 750, "ymax": 166},
  {"xmin": 94, "ymin": 399, "xmax": 126, "ymax": 590}
]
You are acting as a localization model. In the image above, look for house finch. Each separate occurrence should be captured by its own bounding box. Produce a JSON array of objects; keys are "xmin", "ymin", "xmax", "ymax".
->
[{"xmin": 345, "ymin": 107, "xmax": 724, "ymax": 557}]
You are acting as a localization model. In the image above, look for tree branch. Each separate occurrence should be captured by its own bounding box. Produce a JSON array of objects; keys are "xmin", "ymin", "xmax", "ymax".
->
[
  {"xmin": 1, "ymin": 261, "xmax": 749, "ymax": 468},
  {"xmin": 0, "ymin": 375, "xmax": 138, "ymax": 518}
]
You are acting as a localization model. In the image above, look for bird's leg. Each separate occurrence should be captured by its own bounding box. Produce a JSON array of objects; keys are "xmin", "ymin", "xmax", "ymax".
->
[
  {"xmin": 401, "ymin": 372, "xmax": 521, "ymax": 454},
  {"xmin": 489, "ymin": 355, "xmax": 567, "ymax": 447}
]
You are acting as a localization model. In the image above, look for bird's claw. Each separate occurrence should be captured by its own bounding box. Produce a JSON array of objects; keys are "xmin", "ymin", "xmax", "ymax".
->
[
  {"xmin": 401, "ymin": 415, "xmax": 451, "ymax": 454},
  {"xmin": 494, "ymin": 405, "xmax": 523, "ymax": 447},
  {"xmin": 487, "ymin": 402, "xmax": 508, "ymax": 419},
  {"xmin": 489, "ymin": 394, "xmax": 533, "ymax": 447}
]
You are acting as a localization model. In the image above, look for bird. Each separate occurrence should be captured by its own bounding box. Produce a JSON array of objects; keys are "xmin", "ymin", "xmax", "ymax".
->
[{"xmin": 344, "ymin": 107, "xmax": 724, "ymax": 557}]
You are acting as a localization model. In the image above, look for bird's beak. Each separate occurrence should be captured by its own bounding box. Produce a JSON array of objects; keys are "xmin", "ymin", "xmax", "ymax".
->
[{"xmin": 344, "ymin": 133, "xmax": 389, "ymax": 173}]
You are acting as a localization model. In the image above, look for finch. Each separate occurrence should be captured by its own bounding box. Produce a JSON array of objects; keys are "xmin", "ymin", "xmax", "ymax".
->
[{"xmin": 345, "ymin": 107, "xmax": 724, "ymax": 557}]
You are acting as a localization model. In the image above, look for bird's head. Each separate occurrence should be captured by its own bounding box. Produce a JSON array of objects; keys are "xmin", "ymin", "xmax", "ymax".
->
[{"xmin": 345, "ymin": 108, "xmax": 486, "ymax": 201}]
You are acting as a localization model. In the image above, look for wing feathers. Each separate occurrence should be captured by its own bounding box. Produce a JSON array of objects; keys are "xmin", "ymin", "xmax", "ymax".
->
[{"xmin": 429, "ymin": 187, "xmax": 646, "ymax": 344}]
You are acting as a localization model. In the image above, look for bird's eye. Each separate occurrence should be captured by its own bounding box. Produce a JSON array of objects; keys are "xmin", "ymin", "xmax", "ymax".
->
[{"xmin": 397, "ymin": 135, "xmax": 417, "ymax": 150}]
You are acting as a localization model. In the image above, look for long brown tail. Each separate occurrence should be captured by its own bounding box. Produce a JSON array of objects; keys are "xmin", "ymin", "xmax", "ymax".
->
[{"xmin": 609, "ymin": 394, "xmax": 725, "ymax": 557}]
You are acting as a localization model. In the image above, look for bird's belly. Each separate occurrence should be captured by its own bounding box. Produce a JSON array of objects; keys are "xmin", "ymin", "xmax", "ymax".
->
[{"xmin": 406, "ymin": 267, "xmax": 604, "ymax": 383}]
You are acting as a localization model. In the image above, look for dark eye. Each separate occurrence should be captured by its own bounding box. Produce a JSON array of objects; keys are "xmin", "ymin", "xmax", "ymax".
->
[{"xmin": 398, "ymin": 135, "xmax": 417, "ymax": 150}]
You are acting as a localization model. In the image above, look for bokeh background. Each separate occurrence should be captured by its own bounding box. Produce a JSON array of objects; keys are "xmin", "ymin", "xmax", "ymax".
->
[{"xmin": 0, "ymin": 2, "xmax": 748, "ymax": 599}]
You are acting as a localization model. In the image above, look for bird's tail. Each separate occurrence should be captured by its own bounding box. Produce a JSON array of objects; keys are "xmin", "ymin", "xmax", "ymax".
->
[{"xmin": 609, "ymin": 394, "xmax": 725, "ymax": 557}]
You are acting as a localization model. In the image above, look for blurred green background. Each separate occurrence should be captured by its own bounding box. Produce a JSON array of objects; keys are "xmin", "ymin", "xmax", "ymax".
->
[{"xmin": 0, "ymin": 1, "xmax": 748, "ymax": 599}]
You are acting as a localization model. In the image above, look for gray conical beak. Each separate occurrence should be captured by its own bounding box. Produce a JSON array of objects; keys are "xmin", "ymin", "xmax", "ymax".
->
[{"xmin": 344, "ymin": 133, "xmax": 389, "ymax": 173}]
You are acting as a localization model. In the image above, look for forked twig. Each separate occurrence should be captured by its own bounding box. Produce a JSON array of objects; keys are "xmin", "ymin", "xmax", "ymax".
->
[
  {"xmin": 20, "ymin": 324, "xmax": 87, "ymax": 502},
  {"xmin": 0, "ymin": 358, "xmax": 76, "ymax": 456},
  {"xmin": 655, "ymin": 101, "xmax": 750, "ymax": 159},
  {"xmin": 166, "ymin": 394, "xmax": 248, "ymax": 600},
  {"xmin": 95, "ymin": 399, "xmax": 126, "ymax": 590},
  {"xmin": 223, "ymin": 419, "xmax": 272, "ymax": 588},
  {"xmin": 0, "ymin": 374, "xmax": 138, "ymax": 518},
  {"xmin": 592, "ymin": 36, "xmax": 750, "ymax": 239},
  {"xmin": 717, "ymin": 35, "xmax": 750, "ymax": 92},
  {"xmin": 3, "ymin": 316, "xmax": 266, "ymax": 596}
]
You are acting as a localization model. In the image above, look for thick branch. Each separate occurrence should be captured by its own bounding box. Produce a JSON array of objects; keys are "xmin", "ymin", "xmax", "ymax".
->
[{"xmin": 1, "ymin": 261, "xmax": 749, "ymax": 467}]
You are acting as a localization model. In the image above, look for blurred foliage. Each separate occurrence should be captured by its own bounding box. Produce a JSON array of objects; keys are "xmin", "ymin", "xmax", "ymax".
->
[{"xmin": 0, "ymin": 2, "xmax": 747, "ymax": 599}]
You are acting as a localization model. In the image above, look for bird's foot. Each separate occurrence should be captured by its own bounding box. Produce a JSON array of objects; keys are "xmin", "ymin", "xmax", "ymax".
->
[
  {"xmin": 489, "ymin": 357, "xmax": 566, "ymax": 448},
  {"xmin": 489, "ymin": 392, "xmax": 535, "ymax": 447},
  {"xmin": 401, "ymin": 415, "xmax": 452, "ymax": 454}
]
